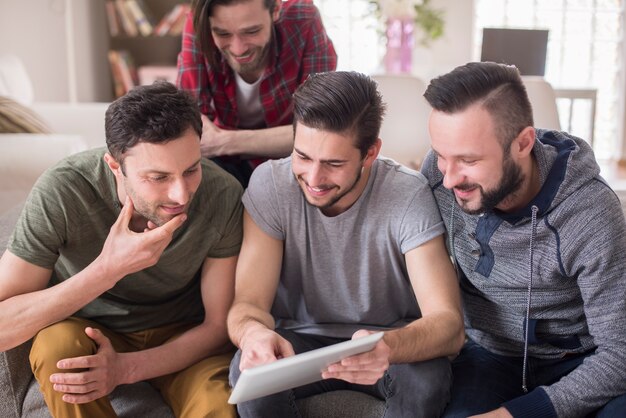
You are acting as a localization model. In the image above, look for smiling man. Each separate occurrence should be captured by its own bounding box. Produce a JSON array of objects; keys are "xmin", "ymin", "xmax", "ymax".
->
[
  {"xmin": 177, "ymin": 0, "xmax": 337, "ymax": 187},
  {"xmin": 421, "ymin": 62, "xmax": 626, "ymax": 417},
  {"xmin": 0, "ymin": 82, "xmax": 243, "ymax": 417},
  {"xmin": 226, "ymin": 71, "xmax": 464, "ymax": 417}
]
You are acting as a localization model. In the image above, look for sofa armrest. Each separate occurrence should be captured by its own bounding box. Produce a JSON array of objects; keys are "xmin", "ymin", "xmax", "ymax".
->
[
  {"xmin": 0, "ymin": 341, "xmax": 34, "ymax": 418},
  {"xmin": 0, "ymin": 134, "xmax": 88, "ymax": 214},
  {"xmin": 0, "ymin": 203, "xmax": 31, "ymax": 418}
]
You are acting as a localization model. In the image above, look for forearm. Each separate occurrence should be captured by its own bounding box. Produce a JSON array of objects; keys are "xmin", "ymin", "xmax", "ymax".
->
[
  {"xmin": 0, "ymin": 261, "xmax": 116, "ymax": 351},
  {"xmin": 119, "ymin": 321, "xmax": 232, "ymax": 384},
  {"xmin": 385, "ymin": 309, "xmax": 465, "ymax": 364},
  {"xmin": 227, "ymin": 302, "xmax": 276, "ymax": 348},
  {"xmin": 221, "ymin": 125, "xmax": 294, "ymax": 159}
]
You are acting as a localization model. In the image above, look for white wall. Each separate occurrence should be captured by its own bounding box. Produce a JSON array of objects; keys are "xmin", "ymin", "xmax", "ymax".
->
[
  {"xmin": 0, "ymin": 0, "xmax": 111, "ymax": 102},
  {"xmin": 412, "ymin": 0, "xmax": 475, "ymax": 82},
  {"xmin": 0, "ymin": 0, "xmax": 474, "ymax": 104}
]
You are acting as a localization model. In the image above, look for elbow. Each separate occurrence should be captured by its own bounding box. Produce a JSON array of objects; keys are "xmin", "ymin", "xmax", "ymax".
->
[{"xmin": 450, "ymin": 316, "xmax": 466, "ymax": 355}]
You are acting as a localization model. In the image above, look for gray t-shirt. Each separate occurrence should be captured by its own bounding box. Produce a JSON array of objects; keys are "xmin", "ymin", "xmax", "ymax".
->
[
  {"xmin": 9, "ymin": 147, "xmax": 243, "ymax": 333},
  {"xmin": 243, "ymin": 156, "xmax": 445, "ymax": 338}
]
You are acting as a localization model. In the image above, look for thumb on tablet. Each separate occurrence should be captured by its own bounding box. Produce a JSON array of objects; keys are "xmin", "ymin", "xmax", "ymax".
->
[
  {"xmin": 352, "ymin": 329, "xmax": 375, "ymax": 340},
  {"xmin": 276, "ymin": 337, "xmax": 295, "ymax": 359}
]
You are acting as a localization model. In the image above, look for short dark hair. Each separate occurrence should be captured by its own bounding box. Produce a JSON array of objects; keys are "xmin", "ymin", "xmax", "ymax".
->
[
  {"xmin": 423, "ymin": 62, "xmax": 533, "ymax": 149},
  {"xmin": 105, "ymin": 82, "xmax": 202, "ymax": 162},
  {"xmin": 192, "ymin": 0, "xmax": 277, "ymax": 67},
  {"xmin": 292, "ymin": 71, "xmax": 386, "ymax": 157}
]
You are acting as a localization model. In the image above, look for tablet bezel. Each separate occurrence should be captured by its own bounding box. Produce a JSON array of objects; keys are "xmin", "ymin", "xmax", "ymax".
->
[{"xmin": 228, "ymin": 331, "xmax": 384, "ymax": 404}]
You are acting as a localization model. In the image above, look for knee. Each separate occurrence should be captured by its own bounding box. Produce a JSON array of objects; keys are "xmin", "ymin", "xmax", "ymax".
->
[
  {"xmin": 388, "ymin": 357, "xmax": 452, "ymax": 411},
  {"xmin": 29, "ymin": 318, "xmax": 97, "ymax": 376}
]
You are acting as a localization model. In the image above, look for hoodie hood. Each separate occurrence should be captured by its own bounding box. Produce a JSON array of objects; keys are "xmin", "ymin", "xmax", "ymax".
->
[{"xmin": 499, "ymin": 129, "xmax": 601, "ymax": 225}]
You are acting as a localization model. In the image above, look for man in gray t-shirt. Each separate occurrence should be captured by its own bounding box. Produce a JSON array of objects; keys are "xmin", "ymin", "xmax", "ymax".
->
[{"xmin": 227, "ymin": 71, "xmax": 464, "ymax": 418}]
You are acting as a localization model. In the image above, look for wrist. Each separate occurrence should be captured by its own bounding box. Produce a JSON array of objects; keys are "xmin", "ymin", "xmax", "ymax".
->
[
  {"xmin": 222, "ymin": 129, "xmax": 247, "ymax": 156},
  {"xmin": 84, "ymin": 257, "xmax": 122, "ymax": 291},
  {"xmin": 117, "ymin": 352, "xmax": 138, "ymax": 385},
  {"xmin": 238, "ymin": 320, "xmax": 270, "ymax": 349}
]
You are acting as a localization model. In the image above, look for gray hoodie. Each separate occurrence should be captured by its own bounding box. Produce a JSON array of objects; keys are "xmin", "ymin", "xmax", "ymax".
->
[{"xmin": 422, "ymin": 130, "xmax": 626, "ymax": 417}]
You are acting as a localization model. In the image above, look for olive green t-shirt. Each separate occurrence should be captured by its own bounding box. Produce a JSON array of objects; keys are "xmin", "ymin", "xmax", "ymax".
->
[{"xmin": 9, "ymin": 147, "xmax": 243, "ymax": 332}]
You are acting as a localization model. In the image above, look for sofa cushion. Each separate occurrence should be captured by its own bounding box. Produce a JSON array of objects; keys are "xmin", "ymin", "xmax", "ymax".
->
[
  {"xmin": 22, "ymin": 379, "xmax": 175, "ymax": 418},
  {"xmin": 0, "ymin": 96, "xmax": 50, "ymax": 134}
]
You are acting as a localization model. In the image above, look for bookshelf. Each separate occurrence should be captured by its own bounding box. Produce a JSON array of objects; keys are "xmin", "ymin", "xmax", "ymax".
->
[{"xmin": 105, "ymin": 0, "xmax": 190, "ymax": 97}]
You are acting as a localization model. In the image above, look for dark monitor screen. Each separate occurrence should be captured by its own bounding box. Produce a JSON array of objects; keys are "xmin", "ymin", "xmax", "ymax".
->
[{"xmin": 480, "ymin": 28, "xmax": 549, "ymax": 76}]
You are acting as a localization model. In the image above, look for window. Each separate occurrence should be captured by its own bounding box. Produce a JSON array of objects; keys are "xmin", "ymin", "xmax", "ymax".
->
[
  {"xmin": 314, "ymin": 0, "xmax": 384, "ymax": 74},
  {"xmin": 474, "ymin": 0, "xmax": 624, "ymax": 159}
]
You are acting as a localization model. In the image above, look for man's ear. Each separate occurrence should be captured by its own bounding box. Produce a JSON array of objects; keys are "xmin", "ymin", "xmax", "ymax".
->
[
  {"xmin": 103, "ymin": 153, "xmax": 122, "ymax": 175},
  {"xmin": 363, "ymin": 138, "xmax": 382, "ymax": 167},
  {"xmin": 514, "ymin": 126, "xmax": 535, "ymax": 158},
  {"xmin": 272, "ymin": 0, "xmax": 282, "ymax": 22}
]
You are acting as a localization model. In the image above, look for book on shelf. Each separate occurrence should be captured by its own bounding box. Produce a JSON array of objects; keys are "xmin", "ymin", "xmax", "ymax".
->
[
  {"xmin": 125, "ymin": 0, "xmax": 154, "ymax": 36},
  {"xmin": 114, "ymin": 0, "xmax": 138, "ymax": 36},
  {"xmin": 104, "ymin": 1, "xmax": 120, "ymax": 36},
  {"xmin": 108, "ymin": 50, "xmax": 139, "ymax": 97},
  {"xmin": 107, "ymin": 50, "xmax": 125, "ymax": 98},
  {"xmin": 154, "ymin": 4, "xmax": 191, "ymax": 36}
]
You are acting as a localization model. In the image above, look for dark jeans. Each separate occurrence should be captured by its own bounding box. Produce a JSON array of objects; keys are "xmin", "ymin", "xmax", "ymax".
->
[
  {"xmin": 211, "ymin": 157, "xmax": 253, "ymax": 188},
  {"xmin": 229, "ymin": 328, "xmax": 452, "ymax": 418},
  {"xmin": 443, "ymin": 339, "xmax": 626, "ymax": 417}
]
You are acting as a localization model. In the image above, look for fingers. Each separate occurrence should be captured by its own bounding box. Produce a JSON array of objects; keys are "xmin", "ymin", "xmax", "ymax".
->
[
  {"xmin": 155, "ymin": 212, "xmax": 187, "ymax": 237},
  {"xmin": 84, "ymin": 327, "xmax": 112, "ymax": 349},
  {"xmin": 56, "ymin": 354, "xmax": 100, "ymax": 370},
  {"xmin": 115, "ymin": 196, "xmax": 134, "ymax": 229},
  {"xmin": 277, "ymin": 337, "xmax": 295, "ymax": 359}
]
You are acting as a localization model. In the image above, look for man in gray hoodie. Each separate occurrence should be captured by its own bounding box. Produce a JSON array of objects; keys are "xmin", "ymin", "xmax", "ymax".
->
[{"xmin": 420, "ymin": 61, "xmax": 626, "ymax": 417}]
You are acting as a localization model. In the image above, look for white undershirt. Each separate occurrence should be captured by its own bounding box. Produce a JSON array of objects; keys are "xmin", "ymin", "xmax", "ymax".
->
[{"xmin": 234, "ymin": 73, "xmax": 265, "ymax": 129}]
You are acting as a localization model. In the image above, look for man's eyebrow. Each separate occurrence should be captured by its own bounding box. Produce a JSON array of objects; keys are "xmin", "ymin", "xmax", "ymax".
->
[
  {"xmin": 140, "ymin": 159, "xmax": 202, "ymax": 175},
  {"xmin": 432, "ymin": 147, "xmax": 481, "ymax": 160},
  {"xmin": 293, "ymin": 147, "xmax": 348, "ymax": 164},
  {"xmin": 212, "ymin": 24, "xmax": 263, "ymax": 33}
]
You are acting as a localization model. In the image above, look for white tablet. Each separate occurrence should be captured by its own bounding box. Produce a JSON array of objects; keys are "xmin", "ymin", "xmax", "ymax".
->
[{"xmin": 228, "ymin": 331, "xmax": 384, "ymax": 404}]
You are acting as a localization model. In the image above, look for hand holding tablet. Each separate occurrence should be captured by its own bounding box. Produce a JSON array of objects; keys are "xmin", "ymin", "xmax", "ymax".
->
[{"xmin": 228, "ymin": 331, "xmax": 384, "ymax": 404}]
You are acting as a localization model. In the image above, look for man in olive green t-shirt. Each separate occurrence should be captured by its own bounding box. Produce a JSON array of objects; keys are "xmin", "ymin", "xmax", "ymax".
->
[{"xmin": 0, "ymin": 83, "xmax": 243, "ymax": 418}]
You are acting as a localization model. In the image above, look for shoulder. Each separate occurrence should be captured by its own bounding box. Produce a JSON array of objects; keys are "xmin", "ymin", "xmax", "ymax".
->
[
  {"xmin": 278, "ymin": 0, "xmax": 320, "ymax": 22},
  {"xmin": 32, "ymin": 148, "xmax": 110, "ymax": 206},
  {"xmin": 552, "ymin": 179, "xmax": 623, "ymax": 227},
  {"xmin": 419, "ymin": 150, "xmax": 444, "ymax": 187},
  {"xmin": 198, "ymin": 159, "xmax": 244, "ymax": 201},
  {"xmin": 373, "ymin": 158, "xmax": 432, "ymax": 195},
  {"xmin": 248, "ymin": 157, "xmax": 293, "ymax": 192}
]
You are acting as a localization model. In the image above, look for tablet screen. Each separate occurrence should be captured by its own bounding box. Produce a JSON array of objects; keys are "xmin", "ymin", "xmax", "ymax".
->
[{"xmin": 228, "ymin": 331, "xmax": 384, "ymax": 404}]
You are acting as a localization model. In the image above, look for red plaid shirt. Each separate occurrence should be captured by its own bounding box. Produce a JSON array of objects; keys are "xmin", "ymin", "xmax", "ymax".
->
[{"xmin": 176, "ymin": 0, "xmax": 337, "ymax": 130}]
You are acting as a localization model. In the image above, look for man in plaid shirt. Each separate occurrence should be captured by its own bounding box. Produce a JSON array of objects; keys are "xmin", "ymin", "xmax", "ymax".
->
[{"xmin": 177, "ymin": 0, "xmax": 337, "ymax": 186}]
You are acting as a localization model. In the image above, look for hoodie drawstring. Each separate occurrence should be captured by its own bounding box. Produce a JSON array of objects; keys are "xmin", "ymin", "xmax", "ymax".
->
[
  {"xmin": 522, "ymin": 205, "xmax": 539, "ymax": 393},
  {"xmin": 448, "ymin": 201, "xmax": 458, "ymax": 274}
]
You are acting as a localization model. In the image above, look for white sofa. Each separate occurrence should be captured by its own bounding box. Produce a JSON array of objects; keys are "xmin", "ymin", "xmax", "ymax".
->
[
  {"xmin": 0, "ymin": 54, "xmax": 109, "ymax": 215},
  {"xmin": 0, "ymin": 103, "xmax": 108, "ymax": 214}
]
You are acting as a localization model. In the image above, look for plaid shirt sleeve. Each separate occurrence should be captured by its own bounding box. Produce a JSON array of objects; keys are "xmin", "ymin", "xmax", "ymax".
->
[
  {"xmin": 300, "ymin": 6, "xmax": 337, "ymax": 78},
  {"xmin": 176, "ymin": 11, "xmax": 216, "ymax": 120}
]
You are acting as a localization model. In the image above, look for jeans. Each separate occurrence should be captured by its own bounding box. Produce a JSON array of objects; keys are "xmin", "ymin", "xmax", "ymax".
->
[
  {"xmin": 443, "ymin": 339, "xmax": 626, "ymax": 417},
  {"xmin": 229, "ymin": 329, "xmax": 452, "ymax": 418}
]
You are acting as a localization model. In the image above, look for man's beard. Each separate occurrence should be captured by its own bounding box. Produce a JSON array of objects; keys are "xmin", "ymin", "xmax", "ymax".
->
[
  {"xmin": 457, "ymin": 156, "xmax": 524, "ymax": 215},
  {"xmin": 298, "ymin": 166, "xmax": 363, "ymax": 212},
  {"xmin": 226, "ymin": 41, "xmax": 271, "ymax": 81}
]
